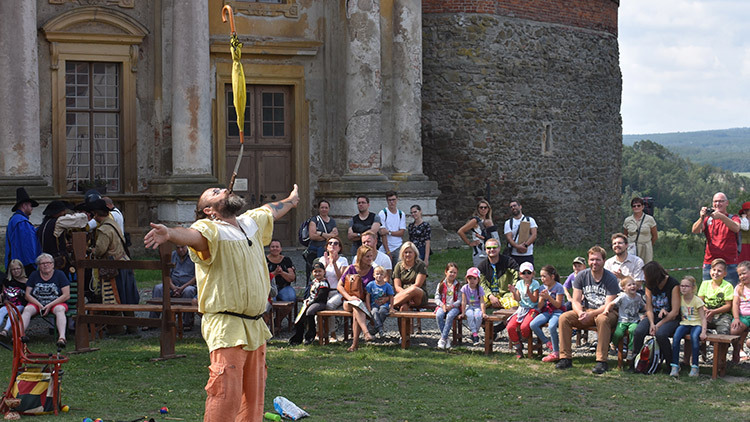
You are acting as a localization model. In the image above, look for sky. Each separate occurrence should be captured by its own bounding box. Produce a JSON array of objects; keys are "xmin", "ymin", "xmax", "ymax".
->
[{"xmin": 618, "ymin": 0, "xmax": 750, "ymax": 135}]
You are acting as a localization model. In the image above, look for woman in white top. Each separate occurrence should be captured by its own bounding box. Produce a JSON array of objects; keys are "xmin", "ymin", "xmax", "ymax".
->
[
  {"xmin": 623, "ymin": 197, "xmax": 657, "ymax": 263},
  {"xmin": 321, "ymin": 236, "xmax": 348, "ymax": 341}
]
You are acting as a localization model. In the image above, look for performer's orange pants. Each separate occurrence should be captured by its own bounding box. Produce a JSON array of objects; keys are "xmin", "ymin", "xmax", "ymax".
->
[{"xmin": 204, "ymin": 344, "xmax": 267, "ymax": 422}]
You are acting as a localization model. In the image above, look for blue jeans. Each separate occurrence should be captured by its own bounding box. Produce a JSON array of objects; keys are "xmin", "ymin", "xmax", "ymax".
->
[
  {"xmin": 276, "ymin": 285, "xmax": 297, "ymax": 302},
  {"xmin": 704, "ymin": 263, "xmax": 738, "ymax": 286},
  {"xmin": 464, "ymin": 305, "xmax": 483, "ymax": 334},
  {"xmin": 0, "ymin": 304, "xmax": 23, "ymax": 332},
  {"xmin": 672, "ymin": 324, "xmax": 702, "ymax": 366},
  {"xmin": 435, "ymin": 307, "xmax": 460, "ymax": 339},
  {"xmin": 370, "ymin": 305, "xmax": 389, "ymax": 332},
  {"xmin": 530, "ymin": 310, "xmax": 563, "ymax": 353}
]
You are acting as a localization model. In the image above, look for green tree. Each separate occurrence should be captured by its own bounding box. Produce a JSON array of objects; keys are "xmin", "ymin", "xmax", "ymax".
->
[{"xmin": 622, "ymin": 140, "xmax": 750, "ymax": 233}]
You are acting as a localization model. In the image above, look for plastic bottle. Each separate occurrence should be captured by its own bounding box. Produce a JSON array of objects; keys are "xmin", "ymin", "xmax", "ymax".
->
[{"xmin": 264, "ymin": 412, "xmax": 282, "ymax": 421}]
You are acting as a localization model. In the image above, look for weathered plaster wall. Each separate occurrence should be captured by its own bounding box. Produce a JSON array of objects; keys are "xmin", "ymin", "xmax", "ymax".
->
[{"xmin": 422, "ymin": 12, "xmax": 622, "ymax": 245}]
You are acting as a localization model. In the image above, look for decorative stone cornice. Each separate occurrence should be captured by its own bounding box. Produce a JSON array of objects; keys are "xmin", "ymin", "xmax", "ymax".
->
[
  {"xmin": 225, "ymin": 0, "xmax": 298, "ymax": 18},
  {"xmin": 49, "ymin": 0, "xmax": 134, "ymax": 8}
]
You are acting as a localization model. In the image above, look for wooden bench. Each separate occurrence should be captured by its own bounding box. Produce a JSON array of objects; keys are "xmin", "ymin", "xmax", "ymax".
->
[
  {"xmin": 145, "ymin": 297, "xmax": 199, "ymax": 338},
  {"xmin": 316, "ymin": 310, "xmax": 352, "ymax": 344},
  {"xmin": 482, "ymin": 309, "xmax": 515, "ymax": 355},
  {"xmin": 271, "ymin": 301, "xmax": 295, "ymax": 335},
  {"xmin": 390, "ymin": 310, "xmax": 462, "ymax": 349},
  {"xmin": 683, "ymin": 333, "xmax": 740, "ymax": 379},
  {"xmin": 71, "ymin": 232, "xmax": 185, "ymax": 360}
]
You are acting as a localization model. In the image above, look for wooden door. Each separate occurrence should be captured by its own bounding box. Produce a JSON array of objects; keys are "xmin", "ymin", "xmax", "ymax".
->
[{"xmin": 226, "ymin": 85, "xmax": 294, "ymax": 245}]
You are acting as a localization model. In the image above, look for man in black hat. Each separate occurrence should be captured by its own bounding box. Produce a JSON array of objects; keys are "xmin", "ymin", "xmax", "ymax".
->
[
  {"xmin": 5, "ymin": 187, "xmax": 41, "ymax": 275},
  {"xmin": 36, "ymin": 201, "xmax": 74, "ymax": 275}
]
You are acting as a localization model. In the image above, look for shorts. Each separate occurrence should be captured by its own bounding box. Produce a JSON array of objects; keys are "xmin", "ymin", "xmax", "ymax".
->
[
  {"xmin": 740, "ymin": 315, "xmax": 750, "ymax": 328},
  {"xmin": 29, "ymin": 303, "xmax": 68, "ymax": 313}
]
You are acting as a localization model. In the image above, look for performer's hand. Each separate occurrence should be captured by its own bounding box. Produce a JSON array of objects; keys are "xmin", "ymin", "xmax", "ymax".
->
[{"xmin": 144, "ymin": 223, "xmax": 169, "ymax": 249}]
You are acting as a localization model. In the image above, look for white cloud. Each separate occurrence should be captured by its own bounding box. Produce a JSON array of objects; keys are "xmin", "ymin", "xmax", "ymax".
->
[{"xmin": 620, "ymin": 0, "xmax": 750, "ymax": 133}]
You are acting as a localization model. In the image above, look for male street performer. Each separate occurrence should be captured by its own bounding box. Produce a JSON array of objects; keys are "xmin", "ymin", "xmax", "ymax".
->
[{"xmin": 145, "ymin": 185, "xmax": 299, "ymax": 421}]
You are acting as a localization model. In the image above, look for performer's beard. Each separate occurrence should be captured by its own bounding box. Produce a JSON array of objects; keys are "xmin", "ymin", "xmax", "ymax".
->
[{"xmin": 220, "ymin": 193, "xmax": 246, "ymax": 217}]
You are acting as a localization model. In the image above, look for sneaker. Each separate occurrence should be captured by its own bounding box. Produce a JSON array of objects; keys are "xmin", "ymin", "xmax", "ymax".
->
[
  {"xmin": 689, "ymin": 365, "xmax": 699, "ymax": 377},
  {"xmin": 515, "ymin": 343, "xmax": 524, "ymax": 359},
  {"xmin": 626, "ymin": 350, "xmax": 634, "ymax": 361},
  {"xmin": 592, "ymin": 361, "xmax": 609, "ymax": 374},
  {"xmin": 437, "ymin": 338, "xmax": 446, "ymax": 349},
  {"xmin": 589, "ymin": 341, "xmax": 598, "ymax": 354},
  {"xmin": 542, "ymin": 352, "xmax": 559, "ymax": 363},
  {"xmin": 669, "ymin": 364, "xmax": 680, "ymax": 377},
  {"xmin": 472, "ymin": 334, "xmax": 480, "ymax": 345},
  {"xmin": 545, "ymin": 341, "xmax": 554, "ymax": 352},
  {"xmin": 556, "ymin": 358, "xmax": 573, "ymax": 370},
  {"xmin": 445, "ymin": 338, "xmax": 452, "ymax": 349}
]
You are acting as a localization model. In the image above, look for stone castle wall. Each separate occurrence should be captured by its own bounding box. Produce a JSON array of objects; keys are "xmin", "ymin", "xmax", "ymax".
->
[{"xmin": 421, "ymin": 4, "xmax": 622, "ymax": 246}]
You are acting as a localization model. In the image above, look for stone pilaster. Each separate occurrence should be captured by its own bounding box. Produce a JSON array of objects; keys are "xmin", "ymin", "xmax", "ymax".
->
[
  {"xmin": 344, "ymin": 0, "xmax": 383, "ymax": 176},
  {"xmin": 171, "ymin": 0, "xmax": 212, "ymax": 177},
  {"xmin": 0, "ymin": 1, "xmax": 46, "ymax": 192},
  {"xmin": 391, "ymin": 0, "xmax": 423, "ymax": 177}
]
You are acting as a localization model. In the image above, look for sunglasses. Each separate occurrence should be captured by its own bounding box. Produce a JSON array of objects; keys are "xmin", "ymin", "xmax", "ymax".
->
[
  {"xmin": 478, "ymin": 205, "xmax": 489, "ymax": 209},
  {"xmin": 521, "ymin": 271, "xmax": 532, "ymax": 275},
  {"xmin": 485, "ymin": 246, "xmax": 498, "ymax": 250},
  {"xmin": 328, "ymin": 241, "xmax": 340, "ymax": 246}
]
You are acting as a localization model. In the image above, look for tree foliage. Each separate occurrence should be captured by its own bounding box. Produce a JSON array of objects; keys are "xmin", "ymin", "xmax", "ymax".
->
[{"xmin": 621, "ymin": 140, "xmax": 750, "ymax": 233}]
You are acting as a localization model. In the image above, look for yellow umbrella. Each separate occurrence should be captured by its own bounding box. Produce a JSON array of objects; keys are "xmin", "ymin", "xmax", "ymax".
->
[{"xmin": 222, "ymin": 5, "xmax": 246, "ymax": 192}]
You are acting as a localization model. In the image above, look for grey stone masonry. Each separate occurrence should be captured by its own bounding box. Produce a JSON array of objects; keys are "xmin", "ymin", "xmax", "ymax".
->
[{"xmin": 421, "ymin": 13, "xmax": 622, "ymax": 246}]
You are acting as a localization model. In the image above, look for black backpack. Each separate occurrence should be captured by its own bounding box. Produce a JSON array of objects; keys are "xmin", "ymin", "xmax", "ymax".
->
[{"xmin": 298, "ymin": 216, "xmax": 323, "ymax": 247}]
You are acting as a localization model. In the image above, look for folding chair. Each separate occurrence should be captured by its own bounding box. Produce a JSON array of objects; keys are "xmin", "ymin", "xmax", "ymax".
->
[{"xmin": 0, "ymin": 303, "xmax": 68, "ymax": 416}]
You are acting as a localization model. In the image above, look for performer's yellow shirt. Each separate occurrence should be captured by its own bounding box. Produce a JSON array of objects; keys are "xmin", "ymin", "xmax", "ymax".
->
[{"xmin": 189, "ymin": 207, "xmax": 273, "ymax": 352}]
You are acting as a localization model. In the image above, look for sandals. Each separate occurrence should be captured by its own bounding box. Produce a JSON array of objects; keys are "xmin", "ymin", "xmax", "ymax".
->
[
  {"xmin": 56, "ymin": 338, "xmax": 67, "ymax": 348},
  {"xmin": 347, "ymin": 345, "xmax": 358, "ymax": 352}
]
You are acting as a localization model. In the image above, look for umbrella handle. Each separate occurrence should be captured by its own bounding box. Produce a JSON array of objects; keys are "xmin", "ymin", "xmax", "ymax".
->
[{"xmin": 222, "ymin": 5, "xmax": 236, "ymax": 35}]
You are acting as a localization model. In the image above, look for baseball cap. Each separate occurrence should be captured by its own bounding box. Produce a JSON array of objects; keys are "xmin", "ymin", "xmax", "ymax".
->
[
  {"xmin": 519, "ymin": 262, "xmax": 534, "ymax": 273},
  {"xmin": 572, "ymin": 256, "xmax": 586, "ymax": 266},
  {"xmin": 465, "ymin": 267, "xmax": 481, "ymax": 278}
]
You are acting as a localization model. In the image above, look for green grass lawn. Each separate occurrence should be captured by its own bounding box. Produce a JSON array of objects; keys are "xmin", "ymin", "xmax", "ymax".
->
[
  {"xmin": 2, "ymin": 336, "xmax": 750, "ymax": 422},
  {"xmin": 0, "ymin": 239, "xmax": 741, "ymax": 422}
]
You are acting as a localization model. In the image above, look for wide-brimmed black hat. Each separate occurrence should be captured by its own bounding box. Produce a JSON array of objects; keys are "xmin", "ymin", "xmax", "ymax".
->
[
  {"xmin": 42, "ymin": 200, "xmax": 73, "ymax": 217},
  {"xmin": 11, "ymin": 187, "xmax": 39, "ymax": 212}
]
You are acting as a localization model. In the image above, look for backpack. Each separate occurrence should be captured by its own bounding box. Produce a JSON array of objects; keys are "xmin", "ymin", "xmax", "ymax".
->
[
  {"xmin": 298, "ymin": 216, "xmax": 316, "ymax": 247},
  {"xmin": 634, "ymin": 336, "xmax": 661, "ymax": 374}
]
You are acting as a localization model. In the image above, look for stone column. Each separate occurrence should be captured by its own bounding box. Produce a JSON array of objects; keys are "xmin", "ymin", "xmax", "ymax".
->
[
  {"xmin": 171, "ymin": 0, "xmax": 212, "ymax": 176},
  {"xmin": 391, "ymin": 0, "xmax": 423, "ymax": 176},
  {"xmin": 0, "ymin": 1, "xmax": 41, "ymax": 181},
  {"xmin": 344, "ymin": 0, "xmax": 383, "ymax": 176}
]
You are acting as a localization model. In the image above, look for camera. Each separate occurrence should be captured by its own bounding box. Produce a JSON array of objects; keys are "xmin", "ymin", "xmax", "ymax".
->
[{"xmin": 705, "ymin": 207, "xmax": 715, "ymax": 215}]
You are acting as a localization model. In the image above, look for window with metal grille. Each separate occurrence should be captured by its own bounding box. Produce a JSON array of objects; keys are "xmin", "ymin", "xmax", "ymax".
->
[{"xmin": 65, "ymin": 61, "xmax": 121, "ymax": 193}]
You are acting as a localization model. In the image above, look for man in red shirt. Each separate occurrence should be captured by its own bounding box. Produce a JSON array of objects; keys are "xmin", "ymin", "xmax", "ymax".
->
[{"xmin": 692, "ymin": 192, "xmax": 740, "ymax": 285}]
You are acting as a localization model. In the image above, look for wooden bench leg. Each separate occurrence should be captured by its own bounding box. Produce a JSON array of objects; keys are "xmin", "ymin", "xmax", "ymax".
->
[
  {"xmin": 484, "ymin": 319, "xmax": 493, "ymax": 355},
  {"xmin": 713, "ymin": 341, "xmax": 730, "ymax": 379},
  {"xmin": 317, "ymin": 315, "xmax": 326, "ymax": 345}
]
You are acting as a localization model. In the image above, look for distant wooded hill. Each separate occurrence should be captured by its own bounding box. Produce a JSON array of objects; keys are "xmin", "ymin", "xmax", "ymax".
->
[{"xmin": 623, "ymin": 127, "xmax": 750, "ymax": 172}]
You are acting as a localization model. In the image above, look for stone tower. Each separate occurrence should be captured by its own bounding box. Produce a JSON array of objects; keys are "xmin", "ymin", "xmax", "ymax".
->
[{"xmin": 422, "ymin": 0, "xmax": 622, "ymax": 245}]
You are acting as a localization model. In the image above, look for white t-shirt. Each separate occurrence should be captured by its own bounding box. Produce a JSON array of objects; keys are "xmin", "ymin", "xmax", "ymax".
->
[
  {"xmin": 504, "ymin": 214, "xmax": 537, "ymax": 256},
  {"xmin": 378, "ymin": 208, "xmax": 406, "ymax": 253},
  {"xmin": 353, "ymin": 250, "xmax": 393, "ymax": 272},
  {"xmin": 324, "ymin": 256, "xmax": 349, "ymax": 290}
]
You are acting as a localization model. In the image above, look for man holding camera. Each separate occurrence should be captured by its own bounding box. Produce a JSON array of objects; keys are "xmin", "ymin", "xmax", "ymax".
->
[{"xmin": 692, "ymin": 192, "xmax": 740, "ymax": 285}]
